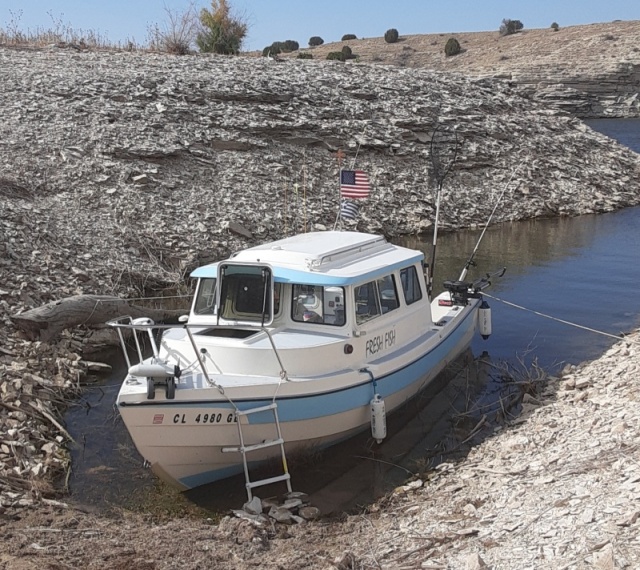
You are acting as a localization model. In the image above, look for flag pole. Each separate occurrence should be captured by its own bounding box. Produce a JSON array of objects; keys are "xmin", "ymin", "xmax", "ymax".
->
[
  {"xmin": 303, "ymin": 163, "xmax": 308, "ymax": 234},
  {"xmin": 333, "ymin": 150, "xmax": 345, "ymax": 230},
  {"xmin": 283, "ymin": 175, "xmax": 288, "ymax": 236}
]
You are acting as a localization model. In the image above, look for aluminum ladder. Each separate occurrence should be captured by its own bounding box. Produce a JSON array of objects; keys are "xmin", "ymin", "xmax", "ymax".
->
[{"xmin": 222, "ymin": 403, "xmax": 292, "ymax": 501}]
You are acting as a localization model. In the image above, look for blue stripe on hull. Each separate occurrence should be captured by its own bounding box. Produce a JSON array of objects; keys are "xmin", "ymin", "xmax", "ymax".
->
[
  {"xmin": 172, "ymin": 307, "xmax": 477, "ymax": 488},
  {"xmin": 239, "ymin": 304, "xmax": 476, "ymax": 424}
]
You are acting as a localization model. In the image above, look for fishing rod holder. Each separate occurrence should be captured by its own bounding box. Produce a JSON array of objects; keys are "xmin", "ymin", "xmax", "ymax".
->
[{"xmin": 443, "ymin": 267, "xmax": 506, "ymax": 304}]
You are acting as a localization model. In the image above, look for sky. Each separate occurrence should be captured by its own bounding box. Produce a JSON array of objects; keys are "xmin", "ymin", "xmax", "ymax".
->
[{"xmin": 1, "ymin": 0, "xmax": 638, "ymax": 51}]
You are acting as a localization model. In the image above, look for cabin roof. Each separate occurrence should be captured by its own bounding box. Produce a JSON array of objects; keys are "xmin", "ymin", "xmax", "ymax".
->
[{"xmin": 191, "ymin": 231, "xmax": 424, "ymax": 286}]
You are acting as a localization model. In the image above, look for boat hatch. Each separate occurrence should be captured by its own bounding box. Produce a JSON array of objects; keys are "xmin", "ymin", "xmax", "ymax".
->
[
  {"xmin": 217, "ymin": 262, "xmax": 275, "ymax": 326},
  {"xmin": 198, "ymin": 327, "xmax": 259, "ymax": 339}
]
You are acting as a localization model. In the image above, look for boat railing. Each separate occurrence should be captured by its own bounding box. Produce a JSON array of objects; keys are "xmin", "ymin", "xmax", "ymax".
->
[
  {"xmin": 106, "ymin": 317, "xmax": 290, "ymax": 386},
  {"xmin": 106, "ymin": 316, "xmax": 222, "ymax": 388}
]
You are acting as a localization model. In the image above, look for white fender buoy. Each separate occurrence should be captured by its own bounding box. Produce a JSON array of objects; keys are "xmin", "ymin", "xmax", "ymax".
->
[
  {"xmin": 129, "ymin": 362, "xmax": 175, "ymax": 378},
  {"xmin": 370, "ymin": 394, "xmax": 387, "ymax": 443},
  {"xmin": 479, "ymin": 300, "xmax": 492, "ymax": 339}
]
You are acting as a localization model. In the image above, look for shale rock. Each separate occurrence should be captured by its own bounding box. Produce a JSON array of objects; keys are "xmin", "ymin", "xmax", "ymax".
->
[{"xmin": 0, "ymin": 43, "xmax": 639, "ymax": 530}]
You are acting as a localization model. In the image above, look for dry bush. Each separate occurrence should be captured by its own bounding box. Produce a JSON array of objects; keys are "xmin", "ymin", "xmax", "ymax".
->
[
  {"xmin": 0, "ymin": 8, "xmax": 139, "ymax": 50},
  {"xmin": 147, "ymin": 3, "xmax": 199, "ymax": 55}
]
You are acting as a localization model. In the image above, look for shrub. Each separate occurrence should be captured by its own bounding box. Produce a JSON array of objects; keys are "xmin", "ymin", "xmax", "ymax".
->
[
  {"xmin": 341, "ymin": 45, "xmax": 354, "ymax": 59},
  {"xmin": 197, "ymin": 0, "xmax": 247, "ymax": 54},
  {"xmin": 550, "ymin": 22, "xmax": 560, "ymax": 31},
  {"xmin": 444, "ymin": 37, "xmax": 461, "ymax": 56},
  {"xmin": 499, "ymin": 19, "xmax": 523, "ymax": 36},
  {"xmin": 341, "ymin": 34, "xmax": 357, "ymax": 41},
  {"xmin": 147, "ymin": 4, "xmax": 199, "ymax": 54},
  {"xmin": 384, "ymin": 28, "xmax": 399, "ymax": 43},
  {"xmin": 297, "ymin": 52, "xmax": 313, "ymax": 59},
  {"xmin": 281, "ymin": 39, "xmax": 299, "ymax": 52},
  {"xmin": 308, "ymin": 36, "xmax": 324, "ymax": 47},
  {"xmin": 326, "ymin": 51, "xmax": 345, "ymax": 61},
  {"xmin": 262, "ymin": 42, "xmax": 282, "ymax": 57}
]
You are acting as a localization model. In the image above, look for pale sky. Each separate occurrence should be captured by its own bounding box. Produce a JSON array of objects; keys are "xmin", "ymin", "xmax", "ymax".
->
[{"xmin": 1, "ymin": 0, "xmax": 638, "ymax": 51}]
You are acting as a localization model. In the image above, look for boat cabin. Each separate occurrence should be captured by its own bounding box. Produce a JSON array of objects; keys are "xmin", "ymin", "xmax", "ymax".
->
[{"xmin": 188, "ymin": 231, "xmax": 430, "ymax": 335}]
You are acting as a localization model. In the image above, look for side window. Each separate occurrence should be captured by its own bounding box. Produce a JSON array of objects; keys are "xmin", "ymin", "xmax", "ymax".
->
[
  {"xmin": 400, "ymin": 266, "xmax": 423, "ymax": 305},
  {"xmin": 273, "ymin": 283, "xmax": 282, "ymax": 315},
  {"xmin": 377, "ymin": 274, "xmax": 399, "ymax": 314},
  {"xmin": 292, "ymin": 285, "xmax": 345, "ymax": 326},
  {"xmin": 193, "ymin": 278, "xmax": 217, "ymax": 315},
  {"xmin": 355, "ymin": 275, "xmax": 400, "ymax": 325},
  {"xmin": 354, "ymin": 282, "xmax": 380, "ymax": 325}
]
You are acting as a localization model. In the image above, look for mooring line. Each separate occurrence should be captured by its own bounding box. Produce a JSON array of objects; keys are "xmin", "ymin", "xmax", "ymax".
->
[{"xmin": 483, "ymin": 292, "xmax": 639, "ymax": 345}]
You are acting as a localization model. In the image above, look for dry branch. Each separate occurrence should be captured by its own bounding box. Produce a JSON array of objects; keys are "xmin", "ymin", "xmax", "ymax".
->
[{"xmin": 10, "ymin": 294, "xmax": 183, "ymax": 341}]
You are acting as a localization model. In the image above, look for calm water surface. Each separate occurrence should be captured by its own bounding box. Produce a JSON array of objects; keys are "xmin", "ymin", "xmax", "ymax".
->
[{"xmin": 66, "ymin": 118, "xmax": 640, "ymax": 513}]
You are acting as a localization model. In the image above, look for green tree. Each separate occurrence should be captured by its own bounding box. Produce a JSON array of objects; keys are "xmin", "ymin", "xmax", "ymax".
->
[
  {"xmin": 499, "ymin": 19, "xmax": 523, "ymax": 36},
  {"xmin": 384, "ymin": 28, "xmax": 399, "ymax": 43},
  {"xmin": 444, "ymin": 37, "xmax": 461, "ymax": 56},
  {"xmin": 197, "ymin": 0, "xmax": 247, "ymax": 54}
]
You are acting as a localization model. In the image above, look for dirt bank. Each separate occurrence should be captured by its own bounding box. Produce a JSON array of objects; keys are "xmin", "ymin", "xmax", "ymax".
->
[{"xmin": 1, "ymin": 331, "xmax": 638, "ymax": 569}]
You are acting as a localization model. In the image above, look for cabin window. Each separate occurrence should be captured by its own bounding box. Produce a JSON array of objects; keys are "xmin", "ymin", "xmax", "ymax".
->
[
  {"xmin": 219, "ymin": 272, "xmax": 272, "ymax": 322},
  {"xmin": 193, "ymin": 278, "xmax": 217, "ymax": 315},
  {"xmin": 355, "ymin": 275, "xmax": 399, "ymax": 325},
  {"xmin": 273, "ymin": 283, "xmax": 282, "ymax": 316},
  {"xmin": 400, "ymin": 266, "xmax": 423, "ymax": 305},
  {"xmin": 291, "ymin": 284, "xmax": 345, "ymax": 326}
]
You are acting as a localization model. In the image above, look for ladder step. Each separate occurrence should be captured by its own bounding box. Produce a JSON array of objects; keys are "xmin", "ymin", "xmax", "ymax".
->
[
  {"xmin": 222, "ymin": 438, "xmax": 284, "ymax": 453},
  {"xmin": 236, "ymin": 403, "xmax": 278, "ymax": 416},
  {"xmin": 247, "ymin": 473, "xmax": 291, "ymax": 490}
]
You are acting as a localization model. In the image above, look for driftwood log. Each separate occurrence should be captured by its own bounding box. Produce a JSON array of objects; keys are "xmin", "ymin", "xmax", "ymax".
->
[{"xmin": 10, "ymin": 295, "xmax": 184, "ymax": 342}]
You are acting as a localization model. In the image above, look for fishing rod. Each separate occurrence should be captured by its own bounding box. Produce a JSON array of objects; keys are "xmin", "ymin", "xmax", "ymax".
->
[
  {"xmin": 458, "ymin": 165, "xmax": 522, "ymax": 282},
  {"xmin": 428, "ymin": 125, "xmax": 459, "ymax": 297}
]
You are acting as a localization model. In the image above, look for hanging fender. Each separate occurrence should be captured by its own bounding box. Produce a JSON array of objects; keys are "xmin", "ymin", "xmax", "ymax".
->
[
  {"xmin": 370, "ymin": 394, "xmax": 387, "ymax": 444},
  {"xmin": 479, "ymin": 300, "xmax": 492, "ymax": 339}
]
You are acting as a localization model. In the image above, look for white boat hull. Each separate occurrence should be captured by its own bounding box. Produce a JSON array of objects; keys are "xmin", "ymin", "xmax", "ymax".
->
[{"xmin": 118, "ymin": 297, "xmax": 480, "ymax": 489}]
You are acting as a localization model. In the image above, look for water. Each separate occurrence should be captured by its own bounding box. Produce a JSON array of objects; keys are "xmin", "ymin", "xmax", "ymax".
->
[
  {"xmin": 586, "ymin": 118, "xmax": 640, "ymax": 150},
  {"xmin": 414, "ymin": 206, "xmax": 640, "ymax": 370},
  {"xmin": 65, "ymin": 118, "xmax": 640, "ymax": 514}
]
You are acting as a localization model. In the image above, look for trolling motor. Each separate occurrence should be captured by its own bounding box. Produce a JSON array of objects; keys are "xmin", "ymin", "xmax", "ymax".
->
[
  {"xmin": 443, "ymin": 267, "xmax": 506, "ymax": 305},
  {"xmin": 443, "ymin": 267, "xmax": 505, "ymax": 340}
]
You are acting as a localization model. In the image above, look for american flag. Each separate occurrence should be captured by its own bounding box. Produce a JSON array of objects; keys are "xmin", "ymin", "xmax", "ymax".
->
[
  {"xmin": 340, "ymin": 199, "xmax": 359, "ymax": 220},
  {"xmin": 152, "ymin": 414, "xmax": 164, "ymax": 425},
  {"xmin": 340, "ymin": 170, "xmax": 371, "ymax": 199}
]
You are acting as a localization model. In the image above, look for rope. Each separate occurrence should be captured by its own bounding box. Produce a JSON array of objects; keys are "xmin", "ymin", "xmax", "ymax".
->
[
  {"xmin": 484, "ymin": 292, "xmax": 640, "ymax": 345},
  {"xmin": 95, "ymin": 294, "xmax": 191, "ymax": 302}
]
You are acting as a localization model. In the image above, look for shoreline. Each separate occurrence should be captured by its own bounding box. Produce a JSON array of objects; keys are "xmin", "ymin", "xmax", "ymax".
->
[
  {"xmin": 1, "ymin": 37, "xmax": 639, "ymax": 568},
  {"xmin": 1, "ymin": 329, "xmax": 638, "ymax": 568}
]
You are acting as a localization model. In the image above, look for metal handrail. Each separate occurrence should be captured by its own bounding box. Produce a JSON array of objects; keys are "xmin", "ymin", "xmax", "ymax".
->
[
  {"xmin": 261, "ymin": 327, "xmax": 289, "ymax": 382},
  {"xmin": 107, "ymin": 318, "xmax": 225, "ymax": 386}
]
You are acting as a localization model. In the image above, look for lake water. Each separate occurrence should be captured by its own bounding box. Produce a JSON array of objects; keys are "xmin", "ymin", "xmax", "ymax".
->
[{"xmin": 65, "ymin": 118, "xmax": 640, "ymax": 514}]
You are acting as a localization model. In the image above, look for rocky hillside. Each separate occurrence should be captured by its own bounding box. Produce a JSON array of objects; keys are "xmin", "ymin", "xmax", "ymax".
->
[
  {"xmin": 288, "ymin": 20, "xmax": 640, "ymax": 118},
  {"xmin": 1, "ymin": 40, "xmax": 640, "ymax": 570},
  {"xmin": 0, "ymin": 42, "xmax": 640, "ymax": 509},
  {"xmin": 2, "ymin": 45, "xmax": 639, "ymax": 303}
]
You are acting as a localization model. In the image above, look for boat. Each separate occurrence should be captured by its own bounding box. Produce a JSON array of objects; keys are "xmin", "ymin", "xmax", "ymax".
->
[{"xmin": 108, "ymin": 230, "xmax": 496, "ymax": 496}]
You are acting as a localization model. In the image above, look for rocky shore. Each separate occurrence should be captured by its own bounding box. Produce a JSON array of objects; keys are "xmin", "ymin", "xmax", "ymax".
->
[
  {"xmin": 1, "ymin": 331, "xmax": 638, "ymax": 569},
  {"xmin": 1, "ymin": 43, "xmax": 639, "ymax": 569}
]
